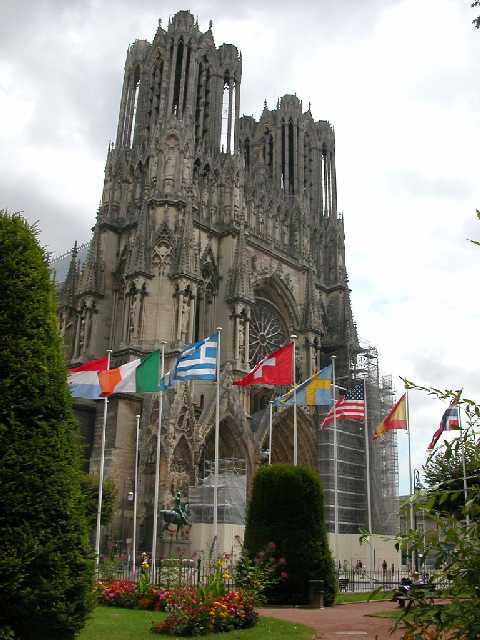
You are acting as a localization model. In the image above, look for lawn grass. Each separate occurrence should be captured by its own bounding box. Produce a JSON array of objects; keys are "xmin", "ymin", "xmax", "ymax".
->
[
  {"xmin": 78, "ymin": 606, "xmax": 315, "ymax": 640},
  {"xmin": 336, "ymin": 591, "xmax": 394, "ymax": 604}
]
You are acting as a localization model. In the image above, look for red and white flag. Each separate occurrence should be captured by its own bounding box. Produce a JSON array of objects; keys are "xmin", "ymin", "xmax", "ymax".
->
[{"xmin": 233, "ymin": 343, "xmax": 293, "ymax": 387}]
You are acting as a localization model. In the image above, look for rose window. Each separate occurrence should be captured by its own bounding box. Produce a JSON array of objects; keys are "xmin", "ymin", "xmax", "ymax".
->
[{"xmin": 249, "ymin": 298, "xmax": 288, "ymax": 366}]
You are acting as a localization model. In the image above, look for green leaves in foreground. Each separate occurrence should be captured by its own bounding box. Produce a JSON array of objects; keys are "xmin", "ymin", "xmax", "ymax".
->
[{"xmin": 0, "ymin": 212, "xmax": 94, "ymax": 639}]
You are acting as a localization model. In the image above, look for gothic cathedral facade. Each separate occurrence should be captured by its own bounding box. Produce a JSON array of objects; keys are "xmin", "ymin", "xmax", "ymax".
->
[{"xmin": 57, "ymin": 11, "xmax": 360, "ymax": 549}]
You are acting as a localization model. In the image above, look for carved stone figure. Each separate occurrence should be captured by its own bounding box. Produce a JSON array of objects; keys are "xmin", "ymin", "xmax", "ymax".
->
[{"xmin": 180, "ymin": 294, "xmax": 190, "ymax": 343}]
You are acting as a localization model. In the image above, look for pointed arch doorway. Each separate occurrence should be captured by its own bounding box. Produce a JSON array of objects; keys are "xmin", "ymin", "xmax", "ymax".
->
[{"xmin": 262, "ymin": 407, "xmax": 317, "ymax": 469}]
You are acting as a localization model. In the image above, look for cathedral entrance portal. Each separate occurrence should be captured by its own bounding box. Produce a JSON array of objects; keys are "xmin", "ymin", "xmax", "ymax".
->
[
  {"xmin": 198, "ymin": 418, "xmax": 247, "ymax": 479},
  {"xmin": 262, "ymin": 407, "xmax": 316, "ymax": 469}
]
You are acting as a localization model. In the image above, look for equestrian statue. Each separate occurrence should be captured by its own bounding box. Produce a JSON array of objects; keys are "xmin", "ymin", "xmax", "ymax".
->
[{"xmin": 159, "ymin": 491, "xmax": 192, "ymax": 540}]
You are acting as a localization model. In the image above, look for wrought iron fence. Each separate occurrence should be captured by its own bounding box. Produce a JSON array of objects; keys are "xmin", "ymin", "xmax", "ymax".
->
[
  {"xmin": 97, "ymin": 557, "xmax": 237, "ymax": 591},
  {"xmin": 335, "ymin": 569, "xmax": 449, "ymax": 593},
  {"xmin": 97, "ymin": 559, "xmax": 449, "ymax": 595}
]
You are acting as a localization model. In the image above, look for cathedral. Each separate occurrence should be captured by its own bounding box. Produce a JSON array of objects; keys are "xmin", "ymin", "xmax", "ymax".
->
[{"xmin": 54, "ymin": 10, "xmax": 397, "ymax": 554}]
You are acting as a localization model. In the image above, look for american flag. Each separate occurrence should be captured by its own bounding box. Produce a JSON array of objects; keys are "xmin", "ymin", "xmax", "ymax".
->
[{"xmin": 321, "ymin": 383, "xmax": 365, "ymax": 429}]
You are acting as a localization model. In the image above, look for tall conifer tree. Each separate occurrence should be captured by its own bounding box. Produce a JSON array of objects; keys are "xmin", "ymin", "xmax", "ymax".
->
[
  {"xmin": 244, "ymin": 464, "xmax": 336, "ymax": 605},
  {"xmin": 0, "ymin": 212, "xmax": 94, "ymax": 639}
]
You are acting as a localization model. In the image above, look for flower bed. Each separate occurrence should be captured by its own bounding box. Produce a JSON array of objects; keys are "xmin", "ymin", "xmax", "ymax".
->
[
  {"xmin": 96, "ymin": 580, "xmax": 169, "ymax": 611},
  {"xmin": 95, "ymin": 545, "xmax": 285, "ymax": 636},
  {"xmin": 151, "ymin": 588, "xmax": 257, "ymax": 636},
  {"xmin": 96, "ymin": 581, "xmax": 257, "ymax": 636}
]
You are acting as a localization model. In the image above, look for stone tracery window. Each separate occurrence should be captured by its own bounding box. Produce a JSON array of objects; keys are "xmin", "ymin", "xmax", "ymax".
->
[
  {"xmin": 249, "ymin": 297, "xmax": 288, "ymax": 366},
  {"xmin": 194, "ymin": 249, "xmax": 218, "ymax": 340}
]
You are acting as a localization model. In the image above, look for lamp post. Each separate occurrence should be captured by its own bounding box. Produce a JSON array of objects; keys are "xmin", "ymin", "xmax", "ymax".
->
[{"xmin": 413, "ymin": 468, "xmax": 422, "ymax": 571}]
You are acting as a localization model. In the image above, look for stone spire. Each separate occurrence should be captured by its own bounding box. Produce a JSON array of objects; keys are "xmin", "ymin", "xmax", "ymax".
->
[
  {"xmin": 126, "ymin": 207, "xmax": 150, "ymax": 277},
  {"xmin": 60, "ymin": 241, "xmax": 79, "ymax": 307},
  {"xmin": 78, "ymin": 228, "xmax": 104, "ymax": 296},
  {"xmin": 228, "ymin": 220, "xmax": 254, "ymax": 303}
]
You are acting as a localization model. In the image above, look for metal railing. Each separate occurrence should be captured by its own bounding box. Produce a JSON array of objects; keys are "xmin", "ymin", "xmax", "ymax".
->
[
  {"xmin": 335, "ymin": 569, "xmax": 449, "ymax": 593},
  {"xmin": 97, "ymin": 557, "xmax": 237, "ymax": 591},
  {"xmin": 97, "ymin": 560, "xmax": 449, "ymax": 595}
]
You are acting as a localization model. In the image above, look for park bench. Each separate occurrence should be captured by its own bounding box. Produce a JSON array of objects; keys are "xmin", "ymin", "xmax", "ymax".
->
[
  {"xmin": 338, "ymin": 577, "xmax": 349, "ymax": 592},
  {"xmin": 392, "ymin": 581, "xmax": 435, "ymax": 608}
]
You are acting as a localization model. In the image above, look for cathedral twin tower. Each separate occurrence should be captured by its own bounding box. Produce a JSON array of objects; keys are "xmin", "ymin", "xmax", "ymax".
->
[{"xmin": 57, "ymin": 10, "xmax": 359, "ymax": 546}]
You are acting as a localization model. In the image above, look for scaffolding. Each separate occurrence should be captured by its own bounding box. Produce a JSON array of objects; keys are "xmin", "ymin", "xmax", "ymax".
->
[
  {"xmin": 357, "ymin": 345, "xmax": 399, "ymax": 535},
  {"xmin": 188, "ymin": 457, "xmax": 247, "ymax": 525},
  {"xmin": 48, "ymin": 241, "xmax": 89, "ymax": 284},
  {"xmin": 316, "ymin": 342, "xmax": 399, "ymax": 535}
]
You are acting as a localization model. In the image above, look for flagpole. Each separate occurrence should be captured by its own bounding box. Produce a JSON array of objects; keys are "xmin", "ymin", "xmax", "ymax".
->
[
  {"xmin": 331, "ymin": 355, "xmax": 338, "ymax": 561},
  {"xmin": 405, "ymin": 388, "xmax": 415, "ymax": 572},
  {"xmin": 363, "ymin": 378, "xmax": 373, "ymax": 573},
  {"xmin": 95, "ymin": 348, "xmax": 112, "ymax": 574},
  {"xmin": 213, "ymin": 327, "xmax": 222, "ymax": 555},
  {"xmin": 151, "ymin": 341, "xmax": 166, "ymax": 582},
  {"xmin": 132, "ymin": 413, "xmax": 140, "ymax": 578},
  {"xmin": 291, "ymin": 334, "xmax": 298, "ymax": 465},
  {"xmin": 458, "ymin": 405, "xmax": 469, "ymax": 525},
  {"xmin": 268, "ymin": 400, "xmax": 273, "ymax": 465}
]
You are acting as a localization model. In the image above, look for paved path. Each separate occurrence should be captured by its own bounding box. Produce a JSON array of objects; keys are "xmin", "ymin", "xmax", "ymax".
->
[{"xmin": 259, "ymin": 601, "xmax": 405, "ymax": 640}]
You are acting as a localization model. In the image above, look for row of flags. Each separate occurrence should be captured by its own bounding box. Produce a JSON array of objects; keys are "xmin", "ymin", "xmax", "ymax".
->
[
  {"xmin": 68, "ymin": 336, "xmax": 461, "ymax": 449},
  {"xmin": 68, "ymin": 335, "xmax": 219, "ymax": 399}
]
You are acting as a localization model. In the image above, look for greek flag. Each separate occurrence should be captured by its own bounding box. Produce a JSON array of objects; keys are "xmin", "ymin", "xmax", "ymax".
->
[{"xmin": 174, "ymin": 334, "xmax": 218, "ymax": 382}]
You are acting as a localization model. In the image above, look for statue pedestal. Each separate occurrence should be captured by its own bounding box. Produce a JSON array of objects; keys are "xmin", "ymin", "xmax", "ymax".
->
[{"xmin": 158, "ymin": 534, "xmax": 192, "ymax": 559}]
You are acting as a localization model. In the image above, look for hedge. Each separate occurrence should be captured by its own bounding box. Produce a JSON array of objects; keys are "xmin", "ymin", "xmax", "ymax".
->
[
  {"xmin": 0, "ymin": 213, "xmax": 94, "ymax": 639},
  {"xmin": 244, "ymin": 464, "xmax": 336, "ymax": 605}
]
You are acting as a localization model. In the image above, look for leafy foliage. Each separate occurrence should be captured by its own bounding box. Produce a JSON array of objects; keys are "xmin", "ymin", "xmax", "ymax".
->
[
  {"xmin": 234, "ymin": 542, "xmax": 287, "ymax": 605},
  {"xmin": 394, "ymin": 382, "xmax": 480, "ymax": 638},
  {"xmin": 243, "ymin": 464, "xmax": 336, "ymax": 605},
  {"xmin": 395, "ymin": 505, "xmax": 480, "ymax": 639},
  {"xmin": 0, "ymin": 212, "xmax": 94, "ymax": 639},
  {"xmin": 473, "ymin": 1, "xmax": 480, "ymax": 29},
  {"xmin": 469, "ymin": 210, "xmax": 480, "ymax": 246},
  {"xmin": 80, "ymin": 472, "xmax": 116, "ymax": 528},
  {"xmin": 422, "ymin": 431, "xmax": 480, "ymax": 517}
]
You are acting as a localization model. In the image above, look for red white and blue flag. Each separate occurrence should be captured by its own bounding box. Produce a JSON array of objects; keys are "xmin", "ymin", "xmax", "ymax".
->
[
  {"xmin": 321, "ymin": 383, "xmax": 365, "ymax": 428},
  {"xmin": 68, "ymin": 357, "xmax": 108, "ymax": 399},
  {"xmin": 427, "ymin": 400, "xmax": 460, "ymax": 451}
]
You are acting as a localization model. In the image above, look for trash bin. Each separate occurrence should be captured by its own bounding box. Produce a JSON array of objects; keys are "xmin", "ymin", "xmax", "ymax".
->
[{"xmin": 308, "ymin": 579, "xmax": 325, "ymax": 608}]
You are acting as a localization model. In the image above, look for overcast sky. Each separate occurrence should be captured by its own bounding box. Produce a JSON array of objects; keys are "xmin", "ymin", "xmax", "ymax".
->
[{"xmin": 1, "ymin": 0, "xmax": 479, "ymax": 493}]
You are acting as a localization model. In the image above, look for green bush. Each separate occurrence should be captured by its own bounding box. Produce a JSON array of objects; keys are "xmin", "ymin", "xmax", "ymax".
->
[
  {"xmin": 0, "ymin": 213, "xmax": 94, "ymax": 639},
  {"xmin": 80, "ymin": 472, "xmax": 116, "ymax": 529},
  {"xmin": 243, "ymin": 464, "xmax": 336, "ymax": 605}
]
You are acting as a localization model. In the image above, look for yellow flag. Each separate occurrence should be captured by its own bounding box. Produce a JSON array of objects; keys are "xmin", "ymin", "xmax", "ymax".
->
[{"xmin": 373, "ymin": 394, "xmax": 407, "ymax": 440}]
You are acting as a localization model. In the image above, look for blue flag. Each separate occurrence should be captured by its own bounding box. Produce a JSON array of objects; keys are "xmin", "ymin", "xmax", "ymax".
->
[
  {"xmin": 275, "ymin": 365, "xmax": 333, "ymax": 407},
  {"xmin": 174, "ymin": 334, "xmax": 218, "ymax": 382}
]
